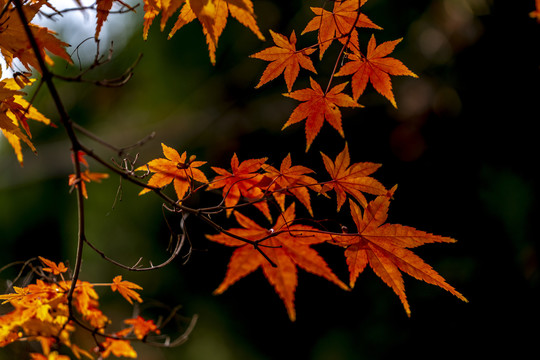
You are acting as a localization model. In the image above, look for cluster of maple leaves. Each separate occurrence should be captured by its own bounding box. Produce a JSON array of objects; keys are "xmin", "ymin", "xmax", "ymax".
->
[
  {"xmin": 0, "ymin": 0, "xmax": 497, "ymax": 358},
  {"xmin": 135, "ymin": 142, "xmax": 467, "ymax": 322},
  {"xmin": 0, "ymin": 257, "xmax": 157, "ymax": 359}
]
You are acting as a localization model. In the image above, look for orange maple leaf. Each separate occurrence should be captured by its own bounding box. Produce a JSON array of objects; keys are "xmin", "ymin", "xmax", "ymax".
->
[
  {"xmin": 302, "ymin": 0, "xmax": 381, "ymax": 60},
  {"xmin": 251, "ymin": 30, "xmax": 317, "ymax": 92},
  {"xmin": 38, "ymin": 257, "xmax": 68, "ymax": 276},
  {"xmin": 68, "ymin": 169, "xmax": 109, "ymax": 199},
  {"xmin": 100, "ymin": 337, "xmax": 137, "ymax": 358},
  {"xmin": 0, "ymin": 76, "xmax": 52, "ymax": 165},
  {"xmin": 207, "ymin": 203, "xmax": 348, "ymax": 321},
  {"xmin": 124, "ymin": 316, "xmax": 161, "ymax": 340},
  {"xmin": 283, "ymin": 77, "xmax": 360, "ymax": 152},
  {"xmin": 110, "ymin": 276, "xmax": 143, "ymax": 305},
  {"xmin": 96, "ymin": 0, "xmax": 114, "ymax": 39},
  {"xmin": 0, "ymin": 0, "xmax": 71, "ymax": 72},
  {"xmin": 261, "ymin": 153, "xmax": 319, "ymax": 216},
  {"xmin": 531, "ymin": 0, "xmax": 540, "ymax": 22},
  {"xmin": 335, "ymin": 34, "xmax": 417, "ymax": 107},
  {"xmin": 320, "ymin": 143, "xmax": 386, "ymax": 211},
  {"xmin": 136, "ymin": 143, "xmax": 208, "ymax": 200},
  {"xmin": 333, "ymin": 190, "xmax": 468, "ymax": 316},
  {"xmin": 30, "ymin": 351, "xmax": 70, "ymax": 360},
  {"xmin": 95, "ymin": 0, "xmax": 136, "ymax": 39},
  {"xmin": 142, "ymin": 0, "xmax": 183, "ymax": 38},
  {"xmin": 208, "ymin": 153, "xmax": 271, "ymax": 221},
  {"xmin": 155, "ymin": 0, "xmax": 265, "ymax": 64}
]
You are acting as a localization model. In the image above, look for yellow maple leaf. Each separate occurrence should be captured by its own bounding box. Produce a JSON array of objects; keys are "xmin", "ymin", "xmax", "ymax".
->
[{"xmin": 0, "ymin": 77, "xmax": 53, "ymax": 165}]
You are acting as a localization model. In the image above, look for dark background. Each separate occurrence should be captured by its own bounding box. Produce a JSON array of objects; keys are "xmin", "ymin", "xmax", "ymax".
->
[{"xmin": 1, "ymin": 0, "xmax": 538, "ymax": 358}]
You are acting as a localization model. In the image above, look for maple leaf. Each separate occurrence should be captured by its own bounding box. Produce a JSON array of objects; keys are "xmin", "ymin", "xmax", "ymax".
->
[
  {"xmin": 70, "ymin": 344, "xmax": 94, "ymax": 360},
  {"xmin": 320, "ymin": 143, "xmax": 386, "ymax": 211},
  {"xmin": 335, "ymin": 34, "xmax": 417, "ymax": 107},
  {"xmin": 124, "ymin": 316, "xmax": 161, "ymax": 339},
  {"xmin": 100, "ymin": 337, "xmax": 137, "ymax": 358},
  {"xmin": 30, "ymin": 351, "xmax": 70, "ymax": 360},
  {"xmin": 531, "ymin": 0, "xmax": 540, "ymax": 22},
  {"xmin": 95, "ymin": 0, "xmax": 136, "ymax": 39},
  {"xmin": 251, "ymin": 30, "xmax": 317, "ymax": 92},
  {"xmin": 0, "ymin": 0, "xmax": 72, "ymax": 72},
  {"xmin": 261, "ymin": 153, "xmax": 319, "ymax": 216},
  {"xmin": 333, "ymin": 190, "xmax": 468, "ymax": 316},
  {"xmin": 68, "ymin": 169, "xmax": 109, "ymax": 199},
  {"xmin": 207, "ymin": 203, "xmax": 348, "ymax": 321},
  {"xmin": 207, "ymin": 153, "xmax": 271, "ymax": 221},
  {"xmin": 110, "ymin": 276, "xmax": 143, "ymax": 305},
  {"xmin": 38, "ymin": 257, "xmax": 68, "ymax": 275},
  {"xmin": 302, "ymin": 0, "xmax": 381, "ymax": 59},
  {"xmin": 0, "ymin": 76, "xmax": 52, "ymax": 165},
  {"xmin": 136, "ymin": 143, "xmax": 208, "ymax": 200},
  {"xmin": 283, "ymin": 77, "xmax": 360, "ymax": 151},
  {"xmin": 142, "ymin": 0, "xmax": 184, "ymax": 38},
  {"xmin": 96, "ymin": 0, "xmax": 114, "ymax": 39},
  {"xmin": 146, "ymin": 0, "xmax": 266, "ymax": 64},
  {"xmin": 0, "ymin": 286, "xmax": 30, "ymax": 304}
]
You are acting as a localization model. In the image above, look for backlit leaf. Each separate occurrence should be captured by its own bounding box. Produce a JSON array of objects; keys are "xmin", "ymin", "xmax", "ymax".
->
[
  {"xmin": 283, "ymin": 78, "xmax": 360, "ymax": 151},
  {"xmin": 208, "ymin": 203, "xmax": 348, "ymax": 321},
  {"xmin": 332, "ymin": 191, "xmax": 468, "ymax": 316},
  {"xmin": 251, "ymin": 30, "xmax": 317, "ymax": 92},
  {"xmin": 335, "ymin": 34, "xmax": 417, "ymax": 107}
]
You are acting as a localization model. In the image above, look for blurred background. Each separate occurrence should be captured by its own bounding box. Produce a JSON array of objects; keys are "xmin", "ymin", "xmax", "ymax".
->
[{"xmin": 1, "ymin": 0, "xmax": 539, "ymax": 358}]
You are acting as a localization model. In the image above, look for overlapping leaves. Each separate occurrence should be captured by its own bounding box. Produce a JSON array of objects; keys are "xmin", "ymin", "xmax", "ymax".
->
[
  {"xmin": 0, "ymin": 258, "xmax": 158, "ymax": 359},
  {"xmin": 135, "ymin": 143, "xmax": 467, "ymax": 320},
  {"xmin": 251, "ymin": 0, "xmax": 417, "ymax": 149}
]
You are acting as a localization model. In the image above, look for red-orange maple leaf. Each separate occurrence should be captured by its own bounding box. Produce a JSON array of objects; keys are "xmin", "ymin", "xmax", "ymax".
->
[
  {"xmin": 333, "ymin": 190, "xmax": 467, "ymax": 316},
  {"xmin": 208, "ymin": 153, "xmax": 271, "ymax": 221},
  {"xmin": 261, "ymin": 153, "xmax": 319, "ymax": 216},
  {"xmin": 207, "ymin": 203, "xmax": 348, "ymax": 321},
  {"xmin": 320, "ymin": 143, "xmax": 386, "ymax": 211},
  {"xmin": 251, "ymin": 30, "xmax": 317, "ymax": 92},
  {"xmin": 136, "ymin": 143, "xmax": 208, "ymax": 201},
  {"xmin": 110, "ymin": 276, "xmax": 143, "ymax": 305},
  {"xmin": 95, "ymin": 0, "xmax": 137, "ymax": 39},
  {"xmin": 283, "ymin": 77, "xmax": 360, "ymax": 151},
  {"xmin": 163, "ymin": 0, "xmax": 265, "ymax": 64},
  {"xmin": 124, "ymin": 316, "xmax": 161, "ymax": 340},
  {"xmin": 335, "ymin": 34, "xmax": 417, "ymax": 107},
  {"xmin": 96, "ymin": 0, "xmax": 114, "ymax": 39},
  {"xmin": 302, "ymin": 0, "xmax": 381, "ymax": 59}
]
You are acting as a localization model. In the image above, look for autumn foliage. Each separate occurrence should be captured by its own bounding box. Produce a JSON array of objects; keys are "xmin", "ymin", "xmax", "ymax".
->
[{"xmin": 3, "ymin": 0, "xmax": 520, "ymax": 358}]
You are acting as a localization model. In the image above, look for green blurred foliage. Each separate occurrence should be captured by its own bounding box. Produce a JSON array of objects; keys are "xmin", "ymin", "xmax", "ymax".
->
[{"xmin": 1, "ymin": 0, "xmax": 539, "ymax": 359}]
